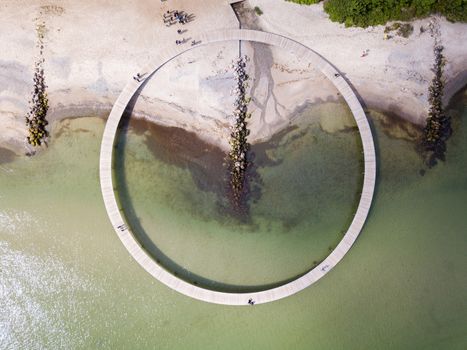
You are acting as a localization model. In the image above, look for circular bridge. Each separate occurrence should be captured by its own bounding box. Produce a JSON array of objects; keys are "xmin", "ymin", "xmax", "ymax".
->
[{"xmin": 99, "ymin": 29, "xmax": 376, "ymax": 305}]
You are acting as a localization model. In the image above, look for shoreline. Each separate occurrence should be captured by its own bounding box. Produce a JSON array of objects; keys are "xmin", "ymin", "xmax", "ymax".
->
[
  {"xmin": 3, "ymin": 76, "xmax": 466, "ymax": 160},
  {"xmin": 2, "ymin": 84, "xmax": 464, "ymax": 159}
]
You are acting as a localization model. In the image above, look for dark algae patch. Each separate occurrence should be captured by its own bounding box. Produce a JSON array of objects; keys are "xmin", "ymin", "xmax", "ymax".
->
[
  {"xmin": 0, "ymin": 148, "xmax": 16, "ymax": 164},
  {"xmin": 124, "ymin": 117, "xmax": 227, "ymax": 199}
]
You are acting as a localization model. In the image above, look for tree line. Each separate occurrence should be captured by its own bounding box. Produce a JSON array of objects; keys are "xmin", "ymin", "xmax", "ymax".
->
[{"xmin": 286, "ymin": 0, "xmax": 466, "ymax": 27}]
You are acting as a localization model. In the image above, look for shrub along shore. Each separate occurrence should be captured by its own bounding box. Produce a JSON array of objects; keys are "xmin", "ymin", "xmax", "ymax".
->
[{"xmin": 286, "ymin": 0, "xmax": 466, "ymax": 27}]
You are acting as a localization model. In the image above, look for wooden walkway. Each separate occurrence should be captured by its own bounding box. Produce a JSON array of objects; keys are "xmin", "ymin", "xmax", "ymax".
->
[{"xmin": 99, "ymin": 29, "xmax": 376, "ymax": 305}]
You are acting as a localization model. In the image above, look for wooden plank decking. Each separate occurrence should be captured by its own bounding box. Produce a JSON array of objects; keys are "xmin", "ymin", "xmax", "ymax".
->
[{"xmin": 99, "ymin": 29, "xmax": 377, "ymax": 305}]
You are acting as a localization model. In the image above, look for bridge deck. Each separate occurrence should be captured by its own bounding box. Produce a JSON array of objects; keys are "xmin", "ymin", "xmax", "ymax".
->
[{"xmin": 99, "ymin": 29, "xmax": 376, "ymax": 305}]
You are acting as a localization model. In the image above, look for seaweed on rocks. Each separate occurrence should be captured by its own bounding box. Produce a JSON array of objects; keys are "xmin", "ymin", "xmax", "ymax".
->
[
  {"xmin": 226, "ymin": 56, "xmax": 252, "ymax": 215},
  {"xmin": 25, "ymin": 21, "xmax": 49, "ymax": 148},
  {"xmin": 421, "ymin": 43, "xmax": 452, "ymax": 167}
]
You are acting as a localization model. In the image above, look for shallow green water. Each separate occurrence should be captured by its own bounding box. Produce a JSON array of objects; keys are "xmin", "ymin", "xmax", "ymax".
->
[
  {"xmin": 0, "ymin": 92, "xmax": 466, "ymax": 349},
  {"xmin": 113, "ymin": 104, "xmax": 361, "ymax": 290}
]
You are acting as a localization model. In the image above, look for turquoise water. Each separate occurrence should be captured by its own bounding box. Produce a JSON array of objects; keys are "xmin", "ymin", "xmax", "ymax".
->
[{"xmin": 0, "ymin": 91, "xmax": 466, "ymax": 349}]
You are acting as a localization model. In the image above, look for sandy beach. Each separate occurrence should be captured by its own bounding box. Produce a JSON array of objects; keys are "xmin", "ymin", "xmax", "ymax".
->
[
  {"xmin": 1, "ymin": 2, "xmax": 467, "ymax": 347},
  {"xmin": 1, "ymin": 0, "xmax": 466, "ymax": 154}
]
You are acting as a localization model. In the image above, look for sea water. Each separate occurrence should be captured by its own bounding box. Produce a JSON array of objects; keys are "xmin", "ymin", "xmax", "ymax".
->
[
  {"xmin": 0, "ymin": 91, "xmax": 466, "ymax": 349},
  {"xmin": 113, "ymin": 101, "xmax": 361, "ymax": 290}
]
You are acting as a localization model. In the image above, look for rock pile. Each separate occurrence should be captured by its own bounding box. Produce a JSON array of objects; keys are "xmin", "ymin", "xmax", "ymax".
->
[
  {"xmin": 227, "ymin": 56, "xmax": 251, "ymax": 211},
  {"xmin": 422, "ymin": 44, "xmax": 452, "ymax": 167},
  {"xmin": 26, "ymin": 21, "xmax": 49, "ymax": 147}
]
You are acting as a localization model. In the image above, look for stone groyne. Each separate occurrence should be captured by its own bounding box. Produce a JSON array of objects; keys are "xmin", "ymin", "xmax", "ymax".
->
[{"xmin": 227, "ymin": 55, "xmax": 252, "ymax": 213}]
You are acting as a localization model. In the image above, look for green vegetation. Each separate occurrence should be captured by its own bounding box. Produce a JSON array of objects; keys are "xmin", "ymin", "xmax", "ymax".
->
[
  {"xmin": 324, "ymin": 0, "xmax": 467, "ymax": 27},
  {"xmin": 286, "ymin": 0, "xmax": 466, "ymax": 27},
  {"xmin": 286, "ymin": 0, "xmax": 321, "ymax": 4},
  {"xmin": 254, "ymin": 6, "xmax": 263, "ymax": 16},
  {"xmin": 422, "ymin": 45, "xmax": 452, "ymax": 167}
]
